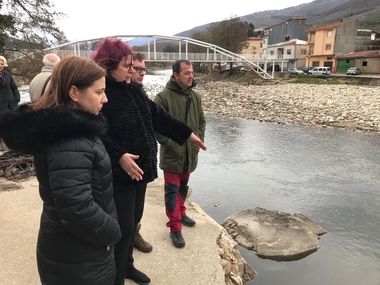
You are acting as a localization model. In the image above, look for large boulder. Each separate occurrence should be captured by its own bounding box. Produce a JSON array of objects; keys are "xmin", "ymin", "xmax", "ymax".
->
[{"xmin": 222, "ymin": 207, "xmax": 327, "ymax": 261}]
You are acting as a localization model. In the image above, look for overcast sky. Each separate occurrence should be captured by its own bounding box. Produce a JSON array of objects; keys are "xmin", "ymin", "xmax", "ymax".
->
[{"xmin": 52, "ymin": 0, "xmax": 313, "ymax": 42}]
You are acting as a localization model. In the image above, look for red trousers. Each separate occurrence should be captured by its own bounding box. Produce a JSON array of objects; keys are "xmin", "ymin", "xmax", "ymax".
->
[{"xmin": 163, "ymin": 170, "xmax": 190, "ymax": 232}]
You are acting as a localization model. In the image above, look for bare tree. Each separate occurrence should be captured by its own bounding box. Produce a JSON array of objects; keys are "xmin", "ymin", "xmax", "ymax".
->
[
  {"xmin": 0, "ymin": 0, "xmax": 68, "ymax": 82},
  {"xmin": 207, "ymin": 15, "xmax": 248, "ymax": 55},
  {"xmin": 206, "ymin": 15, "xmax": 249, "ymax": 73}
]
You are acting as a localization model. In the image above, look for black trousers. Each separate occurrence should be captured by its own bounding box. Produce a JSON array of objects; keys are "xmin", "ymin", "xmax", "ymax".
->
[{"xmin": 113, "ymin": 183, "xmax": 147, "ymax": 285}]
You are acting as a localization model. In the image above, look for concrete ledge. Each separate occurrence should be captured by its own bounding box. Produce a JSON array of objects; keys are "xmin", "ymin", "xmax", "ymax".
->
[{"xmin": 0, "ymin": 177, "xmax": 256, "ymax": 285}]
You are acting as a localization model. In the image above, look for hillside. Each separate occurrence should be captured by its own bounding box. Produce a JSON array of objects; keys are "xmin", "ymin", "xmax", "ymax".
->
[{"xmin": 176, "ymin": 0, "xmax": 380, "ymax": 37}]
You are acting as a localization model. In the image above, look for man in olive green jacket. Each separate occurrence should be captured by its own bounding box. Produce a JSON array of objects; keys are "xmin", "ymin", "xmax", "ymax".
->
[{"xmin": 154, "ymin": 60, "xmax": 206, "ymax": 248}]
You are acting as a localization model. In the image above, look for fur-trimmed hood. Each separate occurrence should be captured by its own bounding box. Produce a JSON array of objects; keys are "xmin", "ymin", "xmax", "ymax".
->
[{"xmin": 0, "ymin": 104, "xmax": 108, "ymax": 155}]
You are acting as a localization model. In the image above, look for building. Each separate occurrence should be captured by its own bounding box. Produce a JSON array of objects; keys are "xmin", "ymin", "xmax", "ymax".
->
[
  {"xmin": 242, "ymin": 37, "xmax": 263, "ymax": 61},
  {"xmin": 335, "ymin": 50, "xmax": 380, "ymax": 73},
  {"xmin": 307, "ymin": 19, "xmax": 358, "ymax": 71},
  {"xmin": 267, "ymin": 39, "xmax": 308, "ymax": 69},
  {"xmin": 266, "ymin": 17, "xmax": 311, "ymax": 46}
]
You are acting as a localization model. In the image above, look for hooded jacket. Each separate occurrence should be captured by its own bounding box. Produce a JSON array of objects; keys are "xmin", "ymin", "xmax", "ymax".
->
[
  {"xmin": 154, "ymin": 76, "xmax": 206, "ymax": 173},
  {"xmin": 100, "ymin": 75, "xmax": 193, "ymax": 188},
  {"xmin": 0, "ymin": 106, "xmax": 121, "ymax": 285}
]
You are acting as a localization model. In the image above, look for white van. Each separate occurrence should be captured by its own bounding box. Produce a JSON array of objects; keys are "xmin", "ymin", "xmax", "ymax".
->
[{"xmin": 310, "ymin": 67, "xmax": 331, "ymax": 76}]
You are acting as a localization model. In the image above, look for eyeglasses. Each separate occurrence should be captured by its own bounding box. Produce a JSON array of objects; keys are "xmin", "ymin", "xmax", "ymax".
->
[
  {"xmin": 122, "ymin": 63, "xmax": 134, "ymax": 70},
  {"xmin": 133, "ymin": 66, "xmax": 147, "ymax": 73}
]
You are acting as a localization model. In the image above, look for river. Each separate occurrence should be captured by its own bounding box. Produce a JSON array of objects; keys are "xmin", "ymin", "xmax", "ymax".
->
[{"xmin": 182, "ymin": 114, "xmax": 380, "ymax": 285}]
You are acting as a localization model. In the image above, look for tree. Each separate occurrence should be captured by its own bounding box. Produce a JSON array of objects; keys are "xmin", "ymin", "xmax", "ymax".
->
[
  {"xmin": 245, "ymin": 22, "xmax": 255, "ymax": 37},
  {"xmin": 207, "ymin": 15, "xmax": 249, "ymax": 55},
  {"xmin": 207, "ymin": 15, "xmax": 249, "ymax": 73},
  {"xmin": 0, "ymin": 0, "xmax": 68, "ymax": 82}
]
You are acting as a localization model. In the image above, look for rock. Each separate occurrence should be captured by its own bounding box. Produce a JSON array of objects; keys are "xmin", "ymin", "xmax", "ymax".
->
[
  {"xmin": 222, "ymin": 207, "xmax": 327, "ymax": 261},
  {"xmin": 191, "ymin": 202, "xmax": 258, "ymax": 284}
]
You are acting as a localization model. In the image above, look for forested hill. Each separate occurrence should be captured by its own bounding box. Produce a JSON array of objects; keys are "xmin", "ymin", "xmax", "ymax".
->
[{"xmin": 176, "ymin": 0, "xmax": 380, "ymax": 37}]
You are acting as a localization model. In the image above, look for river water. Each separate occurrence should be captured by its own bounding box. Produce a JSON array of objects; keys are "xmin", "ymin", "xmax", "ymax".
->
[
  {"xmin": 184, "ymin": 114, "xmax": 380, "ymax": 285},
  {"xmin": 21, "ymin": 72, "xmax": 380, "ymax": 285}
]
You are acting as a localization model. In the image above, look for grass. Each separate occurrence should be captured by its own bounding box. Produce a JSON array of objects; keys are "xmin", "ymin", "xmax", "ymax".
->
[{"xmin": 284, "ymin": 76, "xmax": 343, "ymax": 84}]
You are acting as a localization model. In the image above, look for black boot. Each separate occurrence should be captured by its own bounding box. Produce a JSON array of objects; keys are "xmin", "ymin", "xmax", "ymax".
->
[
  {"xmin": 125, "ymin": 267, "xmax": 151, "ymax": 285},
  {"xmin": 181, "ymin": 215, "xmax": 196, "ymax": 227},
  {"xmin": 170, "ymin": 231, "xmax": 185, "ymax": 248}
]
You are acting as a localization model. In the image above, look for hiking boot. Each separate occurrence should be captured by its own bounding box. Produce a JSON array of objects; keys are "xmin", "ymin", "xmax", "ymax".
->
[
  {"xmin": 134, "ymin": 232, "xmax": 153, "ymax": 253},
  {"xmin": 181, "ymin": 215, "xmax": 196, "ymax": 227},
  {"xmin": 125, "ymin": 267, "xmax": 151, "ymax": 285},
  {"xmin": 170, "ymin": 231, "xmax": 185, "ymax": 248}
]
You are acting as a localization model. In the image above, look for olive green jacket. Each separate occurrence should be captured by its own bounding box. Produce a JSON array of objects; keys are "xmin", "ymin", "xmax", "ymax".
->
[{"xmin": 154, "ymin": 77, "xmax": 206, "ymax": 173}]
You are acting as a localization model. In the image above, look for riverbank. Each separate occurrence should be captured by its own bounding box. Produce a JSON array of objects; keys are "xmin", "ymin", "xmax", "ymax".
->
[{"xmin": 192, "ymin": 76, "xmax": 380, "ymax": 133}]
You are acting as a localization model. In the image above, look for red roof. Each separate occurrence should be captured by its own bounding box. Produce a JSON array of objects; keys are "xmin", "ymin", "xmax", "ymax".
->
[
  {"xmin": 336, "ymin": 50, "xmax": 380, "ymax": 59},
  {"xmin": 246, "ymin": 37, "xmax": 262, "ymax": 41}
]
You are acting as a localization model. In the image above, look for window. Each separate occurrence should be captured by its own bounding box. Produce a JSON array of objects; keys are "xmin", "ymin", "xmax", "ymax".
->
[
  {"xmin": 301, "ymin": 49, "xmax": 307, "ymax": 54},
  {"xmin": 260, "ymin": 43, "xmax": 262, "ymax": 48},
  {"xmin": 326, "ymin": 44, "xmax": 332, "ymax": 50},
  {"xmin": 312, "ymin": 61, "xmax": 319, "ymax": 67},
  {"xmin": 287, "ymin": 49, "xmax": 291, "ymax": 55},
  {"xmin": 363, "ymin": 61, "xmax": 368, "ymax": 66},
  {"xmin": 270, "ymin": 50, "xmax": 274, "ymax": 55},
  {"xmin": 327, "ymin": 57, "xmax": 332, "ymax": 60},
  {"xmin": 310, "ymin": 46, "xmax": 314, "ymax": 55},
  {"xmin": 327, "ymin": 30, "xmax": 333, "ymax": 37},
  {"xmin": 310, "ymin": 33, "xmax": 315, "ymax": 42}
]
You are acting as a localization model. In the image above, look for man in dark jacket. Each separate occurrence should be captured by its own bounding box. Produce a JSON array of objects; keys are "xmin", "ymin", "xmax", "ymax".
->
[
  {"xmin": 154, "ymin": 60, "xmax": 206, "ymax": 248},
  {"xmin": 130, "ymin": 52, "xmax": 153, "ymax": 253}
]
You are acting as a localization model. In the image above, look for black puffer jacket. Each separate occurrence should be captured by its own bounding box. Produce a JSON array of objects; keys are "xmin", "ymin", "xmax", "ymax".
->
[
  {"xmin": 101, "ymin": 76, "xmax": 193, "ymax": 188},
  {"xmin": 0, "ymin": 106, "xmax": 121, "ymax": 285}
]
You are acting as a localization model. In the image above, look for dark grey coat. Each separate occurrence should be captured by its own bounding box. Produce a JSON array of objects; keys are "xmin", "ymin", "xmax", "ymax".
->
[
  {"xmin": 0, "ymin": 70, "xmax": 20, "ymax": 110},
  {"xmin": 0, "ymin": 106, "xmax": 121, "ymax": 285}
]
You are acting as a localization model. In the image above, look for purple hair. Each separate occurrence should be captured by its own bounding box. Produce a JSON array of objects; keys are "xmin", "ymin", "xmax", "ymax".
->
[{"xmin": 91, "ymin": 37, "xmax": 133, "ymax": 73}]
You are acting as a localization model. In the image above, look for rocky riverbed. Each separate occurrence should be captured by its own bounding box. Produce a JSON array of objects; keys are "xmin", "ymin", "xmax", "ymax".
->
[{"xmin": 189, "ymin": 79, "xmax": 380, "ymax": 133}]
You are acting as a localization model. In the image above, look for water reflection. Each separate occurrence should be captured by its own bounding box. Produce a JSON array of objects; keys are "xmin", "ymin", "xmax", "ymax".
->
[{"xmin": 187, "ymin": 113, "xmax": 380, "ymax": 285}]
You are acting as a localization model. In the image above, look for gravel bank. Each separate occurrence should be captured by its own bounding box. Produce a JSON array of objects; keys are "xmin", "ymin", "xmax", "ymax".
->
[{"xmin": 193, "ymin": 80, "xmax": 380, "ymax": 133}]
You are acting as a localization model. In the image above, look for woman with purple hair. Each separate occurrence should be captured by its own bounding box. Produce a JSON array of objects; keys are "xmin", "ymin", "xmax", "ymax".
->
[{"xmin": 91, "ymin": 37, "xmax": 206, "ymax": 285}]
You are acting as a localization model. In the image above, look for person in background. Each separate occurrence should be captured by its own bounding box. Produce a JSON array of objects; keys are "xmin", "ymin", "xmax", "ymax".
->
[
  {"xmin": 154, "ymin": 59, "xmax": 206, "ymax": 248},
  {"xmin": 0, "ymin": 55, "xmax": 121, "ymax": 285},
  {"xmin": 91, "ymin": 37, "xmax": 207, "ymax": 285},
  {"xmin": 131, "ymin": 52, "xmax": 148, "ymax": 97},
  {"xmin": 0, "ymin": 55, "xmax": 20, "ymax": 110},
  {"xmin": 129, "ymin": 52, "xmax": 153, "ymax": 253},
  {"xmin": 29, "ymin": 53, "xmax": 61, "ymax": 103}
]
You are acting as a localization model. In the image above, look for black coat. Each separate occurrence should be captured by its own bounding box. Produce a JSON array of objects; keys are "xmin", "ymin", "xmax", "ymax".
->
[
  {"xmin": 101, "ymin": 76, "xmax": 193, "ymax": 188},
  {"xmin": 0, "ymin": 70, "xmax": 20, "ymax": 110},
  {"xmin": 0, "ymin": 106, "xmax": 121, "ymax": 285}
]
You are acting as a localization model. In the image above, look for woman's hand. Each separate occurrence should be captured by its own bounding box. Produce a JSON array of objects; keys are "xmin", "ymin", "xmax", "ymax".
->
[
  {"xmin": 118, "ymin": 153, "xmax": 144, "ymax": 181},
  {"xmin": 188, "ymin": 133, "xmax": 207, "ymax": 151}
]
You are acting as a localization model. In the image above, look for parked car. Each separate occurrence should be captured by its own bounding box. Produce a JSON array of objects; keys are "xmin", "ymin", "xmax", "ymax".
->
[
  {"xmin": 267, "ymin": 64, "xmax": 281, "ymax": 72},
  {"xmin": 301, "ymin": 67, "xmax": 313, "ymax": 74},
  {"xmin": 287, "ymin": 67, "xmax": 303, "ymax": 74},
  {"xmin": 346, "ymin": 67, "xmax": 361, "ymax": 75},
  {"xmin": 310, "ymin": 67, "xmax": 331, "ymax": 76}
]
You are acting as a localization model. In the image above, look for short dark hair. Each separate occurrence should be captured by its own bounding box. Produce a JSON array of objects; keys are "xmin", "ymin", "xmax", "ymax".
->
[
  {"xmin": 133, "ymin": 52, "xmax": 145, "ymax": 61},
  {"xmin": 172, "ymin": 60, "xmax": 192, "ymax": 74}
]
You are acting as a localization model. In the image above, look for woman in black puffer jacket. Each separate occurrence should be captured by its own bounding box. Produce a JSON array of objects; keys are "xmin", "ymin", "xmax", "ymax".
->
[{"xmin": 0, "ymin": 55, "xmax": 121, "ymax": 285}]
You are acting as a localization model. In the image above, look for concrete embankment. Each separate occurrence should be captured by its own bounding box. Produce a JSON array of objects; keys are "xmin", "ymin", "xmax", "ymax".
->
[{"xmin": 0, "ymin": 177, "xmax": 256, "ymax": 285}]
